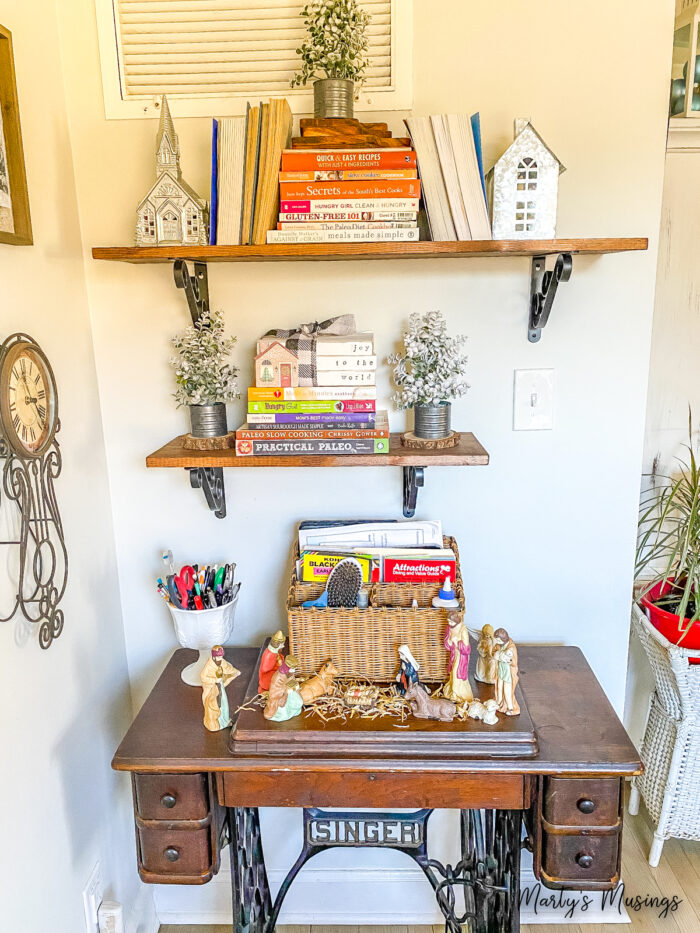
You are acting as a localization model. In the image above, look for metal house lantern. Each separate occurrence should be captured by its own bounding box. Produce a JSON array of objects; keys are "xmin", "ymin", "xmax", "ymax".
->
[{"xmin": 671, "ymin": 0, "xmax": 700, "ymax": 116}]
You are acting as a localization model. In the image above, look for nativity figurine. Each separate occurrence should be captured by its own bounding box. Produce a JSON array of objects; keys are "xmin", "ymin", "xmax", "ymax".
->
[
  {"xmin": 201, "ymin": 645, "xmax": 240, "ymax": 732},
  {"xmin": 263, "ymin": 654, "xmax": 303, "ymax": 722},
  {"xmin": 395, "ymin": 644, "xmax": 423, "ymax": 696},
  {"xmin": 405, "ymin": 683, "xmax": 456, "ymax": 722},
  {"xmin": 475, "ymin": 623, "xmax": 498, "ymax": 684},
  {"xmin": 299, "ymin": 659, "xmax": 339, "ymax": 705},
  {"xmin": 494, "ymin": 627, "xmax": 520, "ymax": 716},
  {"xmin": 258, "ymin": 630, "xmax": 286, "ymax": 693},
  {"xmin": 444, "ymin": 610, "xmax": 473, "ymax": 704}
]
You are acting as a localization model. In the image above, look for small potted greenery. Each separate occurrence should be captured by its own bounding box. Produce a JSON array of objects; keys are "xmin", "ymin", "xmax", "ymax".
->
[
  {"xmin": 388, "ymin": 311, "xmax": 469, "ymax": 440},
  {"xmin": 291, "ymin": 0, "xmax": 371, "ymax": 119},
  {"xmin": 170, "ymin": 308, "xmax": 239, "ymax": 446},
  {"xmin": 637, "ymin": 417, "xmax": 700, "ymax": 649}
]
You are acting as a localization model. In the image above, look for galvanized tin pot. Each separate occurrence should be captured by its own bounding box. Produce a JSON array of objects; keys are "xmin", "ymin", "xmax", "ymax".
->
[
  {"xmin": 189, "ymin": 402, "xmax": 228, "ymax": 438},
  {"xmin": 313, "ymin": 78, "xmax": 354, "ymax": 119},
  {"xmin": 413, "ymin": 402, "xmax": 451, "ymax": 439}
]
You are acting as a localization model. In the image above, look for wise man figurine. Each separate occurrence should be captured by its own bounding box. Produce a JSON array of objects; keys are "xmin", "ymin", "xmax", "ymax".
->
[
  {"xmin": 493, "ymin": 627, "xmax": 520, "ymax": 716},
  {"xmin": 444, "ymin": 610, "xmax": 473, "ymax": 704},
  {"xmin": 475, "ymin": 623, "xmax": 498, "ymax": 684},
  {"xmin": 395, "ymin": 644, "xmax": 423, "ymax": 696},
  {"xmin": 264, "ymin": 654, "xmax": 303, "ymax": 722},
  {"xmin": 201, "ymin": 646, "xmax": 240, "ymax": 732},
  {"xmin": 258, "ymin": 630, "xmax": 286, "ymax": 693}
]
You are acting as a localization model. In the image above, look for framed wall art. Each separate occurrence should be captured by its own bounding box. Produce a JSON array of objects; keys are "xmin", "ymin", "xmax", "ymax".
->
[{"xmin": 0, "ymin": 24, "xmax": 32, "ymax": 246}]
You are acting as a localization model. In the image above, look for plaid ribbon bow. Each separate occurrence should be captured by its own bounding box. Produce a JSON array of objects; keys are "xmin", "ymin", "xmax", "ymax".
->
[{"xmin": 262, "ymin": 314, "xmax": 357, "ymax": 385}]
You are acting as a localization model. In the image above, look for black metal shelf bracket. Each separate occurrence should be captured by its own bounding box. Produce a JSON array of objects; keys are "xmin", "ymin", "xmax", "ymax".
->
[
  {"xmin": 174, "ymin": 259, "xmax": 210, "ymax": 325},
  {"xmin": 188, "ymin": 466, "xmax": 226, "ymax": 519},
  {"xmin": 173, "ymin": 260, "xmax": 226, "ymax": 517},
  {"xmin": 528, "ymin": 252, "xmax": 573, "ymax": 342},
  {"xmin": 403, "ymin": 466, "xmax": 425, "ymax": 518}
]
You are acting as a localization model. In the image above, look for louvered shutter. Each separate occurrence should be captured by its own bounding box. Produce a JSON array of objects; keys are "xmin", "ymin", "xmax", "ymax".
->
[{"xmin": 111, "ymin": 0, "xmax": 393, "ymax": 100}]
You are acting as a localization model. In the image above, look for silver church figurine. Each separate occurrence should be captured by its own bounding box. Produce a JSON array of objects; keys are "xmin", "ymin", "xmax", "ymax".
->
[
  {"xmin": 487, "ymin": 119, "xmax": 565, "ymax": 240},
  {"xmin": 135, "ymin": 95, "xmax": 209, "ymax": 247}
]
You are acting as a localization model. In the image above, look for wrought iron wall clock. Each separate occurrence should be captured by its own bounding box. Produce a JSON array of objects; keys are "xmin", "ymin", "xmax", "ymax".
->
[{"xmin": 0, "ymin": 333, "xmax": 67, "ymax": 648}]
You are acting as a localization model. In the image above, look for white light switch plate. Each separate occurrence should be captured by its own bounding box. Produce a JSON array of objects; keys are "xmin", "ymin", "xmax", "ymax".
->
[{"xmin": 513, "ymin": 369, "xmax": 555, "ymax": 430}]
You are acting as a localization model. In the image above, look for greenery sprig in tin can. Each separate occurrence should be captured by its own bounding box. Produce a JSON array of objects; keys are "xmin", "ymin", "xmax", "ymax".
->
[
  {"xmin": 388, "ymin": 311, "xmax": 469, "ymax": 441},
  {"xmin": 291, "ymin": 0, "xmax": 371, "ymax": 119},
  {"xmin": 170, "ymin": 308, "xmax": 239, "ymax": 448}
]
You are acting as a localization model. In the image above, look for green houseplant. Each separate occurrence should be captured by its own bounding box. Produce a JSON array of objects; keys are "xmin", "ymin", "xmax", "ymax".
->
[
  {"xmin": 388, "ymin": 311, "xmax": 469, "ymax": 440},
  {"xmin": 170, "ymin": 308, "xmax": 239, "ymax": 442},
  {"xmin": 291, "ymin": 0, "xmax": 371, "ymax": 119},
  {"xmin": 636, "ymin": 416, "xmax": 700, "ymax": 648}
]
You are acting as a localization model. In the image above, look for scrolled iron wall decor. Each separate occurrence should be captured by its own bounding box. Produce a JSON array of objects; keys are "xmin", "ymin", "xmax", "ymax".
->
[{"xmin": 0, "ymin": 333, "xmax": 67, "ymax": 648}]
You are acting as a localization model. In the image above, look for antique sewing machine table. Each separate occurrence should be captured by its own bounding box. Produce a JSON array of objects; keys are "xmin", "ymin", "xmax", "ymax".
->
[{"xmin": 112, "ymin": 645, "xmax": 641, "ymax": 933}]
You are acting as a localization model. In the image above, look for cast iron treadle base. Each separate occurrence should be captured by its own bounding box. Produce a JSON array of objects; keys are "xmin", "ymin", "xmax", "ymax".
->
[
  {"xmin": 230, "ymin": 807, "xmax": 521, "ymax": 933},
  {"xmin": 228, "ymin": 808, "xmax": 273, "ymax": 933}
]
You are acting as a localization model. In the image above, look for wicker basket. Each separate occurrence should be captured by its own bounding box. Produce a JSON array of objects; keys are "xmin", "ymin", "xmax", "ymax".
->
[{"xmin": 287, "ymin": 536, "xmax": 463, "ymax": 681}]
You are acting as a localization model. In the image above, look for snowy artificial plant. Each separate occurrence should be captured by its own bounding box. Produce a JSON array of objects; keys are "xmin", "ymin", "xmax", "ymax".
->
[
  {"xmin": 291, "ymin": 0, "xmax": 371, "ymax": 88},
  {"xmin": 170, "ymin": 308, "xmax": 239, "ymax": 407},
  {"xmin": 388, "ymin": 311, "xmax": 469, "ymax": 409}
]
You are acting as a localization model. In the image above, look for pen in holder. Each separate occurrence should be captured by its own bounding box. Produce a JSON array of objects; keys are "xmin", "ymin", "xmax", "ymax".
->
[{"xmin": 168, "ymin": 593, "xmax": 240, "ymax": 686}]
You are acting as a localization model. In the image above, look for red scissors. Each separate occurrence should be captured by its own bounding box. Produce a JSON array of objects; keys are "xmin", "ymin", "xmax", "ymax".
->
[{"xmin": 174, "ymin": 565, "xmax": 196, "ymax": 608}]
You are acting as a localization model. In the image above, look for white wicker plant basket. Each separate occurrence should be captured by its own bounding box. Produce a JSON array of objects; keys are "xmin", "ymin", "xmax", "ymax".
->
[{"xmin": 629, "ymin": 603, "xmax": 700, "ymax": 866}]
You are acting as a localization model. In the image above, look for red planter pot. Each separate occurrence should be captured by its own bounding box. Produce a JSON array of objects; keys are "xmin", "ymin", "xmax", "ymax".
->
[{"xmin": 640, "ymin": 579, "xmax": 700, "ymax": 658}]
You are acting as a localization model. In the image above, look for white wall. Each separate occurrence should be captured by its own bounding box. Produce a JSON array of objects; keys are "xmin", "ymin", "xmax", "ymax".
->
[
  {"xmin": 0, "ymin": 4, "xmax": 151, "ymax": 932},
  {"xmin": 625, "ymin": 141, "xmax": 700, "ymax": 747},
  {"xmin": 55, "ymin": 0, "xmax": 673, "ymax": 924}
]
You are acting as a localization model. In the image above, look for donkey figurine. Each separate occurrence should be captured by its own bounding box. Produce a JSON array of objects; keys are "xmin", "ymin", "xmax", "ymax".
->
[
  {"xmin": 405, "ymin": 683, "xmax": 456, "ymax": 722},
  {"xmin": 299, "ymin": 659, "xmax": 339, "ymax": 705}
]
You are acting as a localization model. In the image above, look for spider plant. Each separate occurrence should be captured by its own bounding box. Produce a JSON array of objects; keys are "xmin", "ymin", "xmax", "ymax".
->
[{"xmin": 636, "ymin": 414, "xmax": 700, "ymax": 638}]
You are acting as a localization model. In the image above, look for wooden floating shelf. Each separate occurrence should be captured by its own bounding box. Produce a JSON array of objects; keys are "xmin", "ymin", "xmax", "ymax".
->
[
  {"xmin": 146, "ymin": 432, "xmax": 489, "ymax": 469},
  {"xmin": 92, "ymin": 237, "xmax": 647, "ymax": 265}
]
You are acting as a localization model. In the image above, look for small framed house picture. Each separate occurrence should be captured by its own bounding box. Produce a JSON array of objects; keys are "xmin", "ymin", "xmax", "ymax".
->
[
  {"xmin": 488, "ymin": 120, "xmax": 564, "ymax": 240},
  {"xmin": 0, "ymin": 24, "xmax": 32, "ymax": 246},
  {"xmin": 255, "ymin": 342, "xmax": 299, "ymax": 388}
]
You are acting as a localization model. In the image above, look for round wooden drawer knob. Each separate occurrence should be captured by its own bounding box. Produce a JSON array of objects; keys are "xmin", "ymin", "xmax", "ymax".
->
[
  {"xmin": 164, "ymin": 847, "xmax": 180, "ymax": 862},
  {"xmin": 576, "ymin": 853, "xmax": 594, "ymax": 869},
  {"xmin": 160, "ymin": 794, "xmax": 177, "ymax": 809},
  {"xmin": 577, "ymin": 798, "xmax": 596, "ymax": 814}
]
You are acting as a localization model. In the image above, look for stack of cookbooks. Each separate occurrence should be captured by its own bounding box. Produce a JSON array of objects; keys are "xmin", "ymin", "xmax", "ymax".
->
[
  {"xmin": 235, "ymin": 324, "xmax": 389, "ymax": 457},
  {"xmin": 266, "ymin": 118, "xmax": 420, "ymax": 244}
]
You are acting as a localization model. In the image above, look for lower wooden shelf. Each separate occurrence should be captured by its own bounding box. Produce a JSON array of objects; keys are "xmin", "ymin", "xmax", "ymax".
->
[{"xmin": 146, "ymin": 431, "xmax": 489, "ymax": 519}]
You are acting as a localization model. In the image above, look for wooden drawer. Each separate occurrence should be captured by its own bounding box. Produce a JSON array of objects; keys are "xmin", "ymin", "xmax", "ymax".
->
[
  {"xmin": 543, "ymin": 777, "xmax": 620, "ymax": 828},
  {"xmin": 134, "ymin": 773, "xmax": 209, "ymax": 821},
  {"xmin": 220, "ymin": 770, "xmax": 528, "ymax": 809},
  {"xmin": 541, "ymin": 829, "xmax": 620, "ymax": 887},
  {"xmin": 138, "ymin": 821, "xmax": 212, "ymax": 878}
]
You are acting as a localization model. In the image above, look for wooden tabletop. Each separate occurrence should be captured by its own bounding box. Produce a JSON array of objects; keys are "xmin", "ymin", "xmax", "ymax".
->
[{"xmin": 112, "ymin": 645, "xmax": 641, "ymax": 777}]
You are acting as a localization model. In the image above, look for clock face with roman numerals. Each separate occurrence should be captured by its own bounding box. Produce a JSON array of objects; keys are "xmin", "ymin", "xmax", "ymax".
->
[{"xmin": 0, "ymin": 338, "xmax": 58, "ymax": 458}]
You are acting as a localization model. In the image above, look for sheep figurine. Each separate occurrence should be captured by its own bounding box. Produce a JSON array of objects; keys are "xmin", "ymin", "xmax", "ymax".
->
[{"xmin": 467, "ymin": 698, "xmax": 499, "ymax": 725}]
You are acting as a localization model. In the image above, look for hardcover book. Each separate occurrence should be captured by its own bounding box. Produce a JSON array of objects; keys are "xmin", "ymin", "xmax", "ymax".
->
[
  {"xmin": 267, "ymin": 228, "xmax": 419, "ymax": 244},
  {"xmin": 279, "ymin": 169, "xmax": 418, "ymax": 181},
  {"xmin": 245, "ymin": 411, "xmax": 377, "ymax": 425},
  {"xmin": 236, "ymin": 423, "xmax": 388, "ymax": 441},
  {"xmin": 280, "ymin": 149, "xmax": 417, "ymax": 172},
  {"xmin": 247, "ymin": 399, "xmax": 375, "ymax": 414},
  {"xmin": 279, "ymin": 179, "xmax": 421, "ymax": 200},
  {"xmin": 279, "ymin": 211, "xmax": 418, "ymax": 223},
  {"xmin": 235, "ymin": 437, "xmax": 389, "ymax": 456},
  {"xmin": 280, "ymin": 199, "xmax": 419, "ymax": 213},
  {"xmin": 248, "ymin": 386, "xmax": 376, "ymax": 401}
]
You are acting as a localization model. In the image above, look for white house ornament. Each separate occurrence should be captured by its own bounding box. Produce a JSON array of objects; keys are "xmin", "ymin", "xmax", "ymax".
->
[
  {"xmin": 135, "ymin": 95, "xmax": 209, "ymax": 247},
  {"xmin": 487, "ymin": 119, "xmax": 565, "ymax": 240}
]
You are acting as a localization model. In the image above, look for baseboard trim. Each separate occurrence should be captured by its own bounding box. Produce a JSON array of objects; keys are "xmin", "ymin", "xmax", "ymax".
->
[
  {"xmin": 126, "ymin": 884, "xmax": 159, "ymax": 933},
  {"xmin": 154, "ymin": 865, "xmax": 630, "ymax": 925}
]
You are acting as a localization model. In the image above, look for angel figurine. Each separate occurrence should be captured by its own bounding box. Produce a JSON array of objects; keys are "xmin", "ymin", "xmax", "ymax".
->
[
  {"xmin": 201, "ymin": 646, "xmax": 240, "ymax": 732},
  {"xmin": 444, "ymin": 610, "xmax": 473, "ymax": 704},
  {"xmin": 493, "ymin": 627, "xmax": 520, "ymax": 716},
  {"xmin": 263, "ymin": 654, "xmax": 303, "ymax": 722},
  {"xmin": 475, "ymin": 623, "xmax": 497, "ymax": 684}
]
